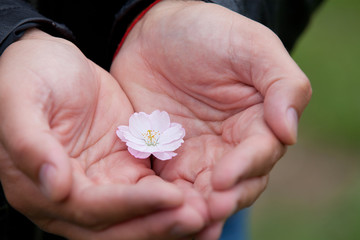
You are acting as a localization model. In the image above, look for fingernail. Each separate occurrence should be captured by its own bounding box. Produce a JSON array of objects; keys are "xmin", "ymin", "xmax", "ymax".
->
[
  {"xmin": 39, "ymin": 163, "xmax": 56, "ymax": 199},
  {"xmin": 287, "ymin": 107, "xmax": 298, "ymax": 143}
]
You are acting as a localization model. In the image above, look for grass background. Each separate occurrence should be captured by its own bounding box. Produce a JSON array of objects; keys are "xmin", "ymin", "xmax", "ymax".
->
[{"xmin": 251, "ymin": 1, "xmax": 360, "ymax": 239}]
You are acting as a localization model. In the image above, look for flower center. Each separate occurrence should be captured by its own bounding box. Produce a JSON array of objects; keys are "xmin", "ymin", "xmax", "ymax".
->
[{"xmin": 142, "ymin": 129, "xmax": 160, "ymax": 146}]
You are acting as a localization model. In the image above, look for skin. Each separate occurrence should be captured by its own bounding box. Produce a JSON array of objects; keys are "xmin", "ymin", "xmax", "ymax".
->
[
  {"xmin": 0, "ymin": 1, "xmax": 312, "ymax": 240},
  {"xmin": 0, "ymin": 30, "xmax": 203, "ymax": 240},
  {"xmin": 111, "ymin": 1, "xmax": 311, "ymax": 239}
]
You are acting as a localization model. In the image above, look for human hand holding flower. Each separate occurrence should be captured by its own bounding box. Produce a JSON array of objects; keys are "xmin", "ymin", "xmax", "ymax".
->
[
  {"xmin": 0, "ymin": 29, "xmax": 204, "ymax": 240},
  {"xmin": 111, "ymin": 1, "xmax": 312, "ymax": 239}
]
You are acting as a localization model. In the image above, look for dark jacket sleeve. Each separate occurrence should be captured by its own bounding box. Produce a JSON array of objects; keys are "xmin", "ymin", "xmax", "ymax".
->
[
  {"xmin": 0, "ymin": 0, "xmax": 74, "ymax": 55},
  {"xmin": 203, "ymin": 0, "xmax": 324, "ymax": 51},
  {"xmin": 110, "ymin": 0, "xmax": 157, "ymax": 60},
  {"xmin": 111, "ymin": 0, "xmax": 323, "ymax": 53}
]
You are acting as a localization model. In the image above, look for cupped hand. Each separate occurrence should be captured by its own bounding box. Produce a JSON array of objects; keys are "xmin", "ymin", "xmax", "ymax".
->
[
  {"xmin": 0, "ymin": 29, "xmax": 203, "ymax": 240},
  {"xmin": 111, "ymin": 1, "xmax": 311, "ymax": 239}
]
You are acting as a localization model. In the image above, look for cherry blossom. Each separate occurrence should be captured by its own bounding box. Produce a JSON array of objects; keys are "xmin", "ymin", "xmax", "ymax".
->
[{"xmin": 116, "ymin": 110, "xmax": 185, "ymax": 160}]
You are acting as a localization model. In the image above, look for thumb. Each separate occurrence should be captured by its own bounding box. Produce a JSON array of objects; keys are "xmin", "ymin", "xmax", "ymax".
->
[
  {"xmin": 264, "ymin": 75, "xmax": 312, "ymax": 145},
  {"xmin": 0, "ymin": 102, "xmax": 72, "ymax": 202},
  {"xmin": 243, "ymin": 27, "xmax": 312, "ymax": 145}
]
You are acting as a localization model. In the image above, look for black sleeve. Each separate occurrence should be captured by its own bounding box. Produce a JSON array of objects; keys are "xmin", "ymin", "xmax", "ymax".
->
[
  {"xmin": 203, "ymin": 0, "xmax": 324, "ymax": 51},
  {"xmin": 110, "ymin": 0, "xmax": 157, "ymax": 59},
  {"xmin": 111, "ymin": 0, "xmax": 323, "ymax": 53},
  {"xmin": 0, "ymin": 0, "xmax": 74, "ymax": 55}
]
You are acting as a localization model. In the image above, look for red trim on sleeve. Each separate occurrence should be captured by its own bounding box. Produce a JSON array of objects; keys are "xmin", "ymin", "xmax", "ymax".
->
[{"xmin": 113, "ymin": 0, "xmax": 162, "ymax": 59}]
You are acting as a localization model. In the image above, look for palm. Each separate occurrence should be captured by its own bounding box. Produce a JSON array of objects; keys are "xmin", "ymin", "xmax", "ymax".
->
[
  {"xmin": 24, "ymin": 38, "xmax": 155, "ymax": 188},
  {"xmin": 111, "ymin": 1, "xmax": 287, "ymax": 236},
  {"xmin": 0, "ymin": 35, "xmax": 191, "ymax": 239},
  {"xmin": 52, "ymin": 55, "xmax": 152, "ymax": 185}
]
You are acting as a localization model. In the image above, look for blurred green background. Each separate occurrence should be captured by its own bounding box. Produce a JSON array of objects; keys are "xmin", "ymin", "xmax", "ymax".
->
[{"xmin": 251, "ymin": 1, "xmax": 360, "ymax": 239}]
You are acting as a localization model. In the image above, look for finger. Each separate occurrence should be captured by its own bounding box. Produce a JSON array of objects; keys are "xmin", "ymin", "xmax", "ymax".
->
[
  {"xmin": 63, "ymin": 175, "xmax": 185, "ymax": 228},
  {"xmin": 46, "ymin": 200, "xmax": 205, "ymax": 240},
  {"xmin": 263, "ymin": 75, "xmax": 312, "ymax": 145},
  {"xmin": 0, "ymin": 98, "xmax": 72, "ymax": 202},
  {"xmin": 195, "ymin": 221, "xmax": 224, "ymax": 240},
  {"xmin": 229, "ymin": 22, "xmax": 312, "ymax": 145},
  {"xmin": 208, "ymin": 176, "xmax": 268, "ymax": 221},
  {"xmin": 249, "ymin": 28, "xmax": 312, "ymax": 145},
  {"xmin": 212, "ymin": 134, "xmax": 284, "ymax": 191}
]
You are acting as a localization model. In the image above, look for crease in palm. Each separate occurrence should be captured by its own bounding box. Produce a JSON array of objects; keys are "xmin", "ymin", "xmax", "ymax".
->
[{"xmin": 110, "ymin": 28, "xmax": 268, "ymax": 228}]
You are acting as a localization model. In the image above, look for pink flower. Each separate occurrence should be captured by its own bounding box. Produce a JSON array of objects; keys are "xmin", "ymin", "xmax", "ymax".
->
[{"xmin": 116, "ymin": 110, "xmax": 185, "ymax": 160}]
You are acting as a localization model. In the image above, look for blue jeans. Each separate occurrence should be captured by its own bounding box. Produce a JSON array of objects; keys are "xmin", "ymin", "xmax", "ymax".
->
[{"xmin": 219, "ymin": 209, "xmax": 249, "ymax": 240}]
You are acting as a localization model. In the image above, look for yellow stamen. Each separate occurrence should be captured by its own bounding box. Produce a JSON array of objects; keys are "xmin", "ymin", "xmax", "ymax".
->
[{"xmin": 142, "ymin": 130, "xmax": 160, "ymax": 146}]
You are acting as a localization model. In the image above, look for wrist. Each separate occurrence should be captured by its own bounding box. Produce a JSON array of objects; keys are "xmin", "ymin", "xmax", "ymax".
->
[
  {"xmin": 113, "ymin": 0, "xmax": 205, "ymax": 58},
  {"xmin": 17, "ymin": 28, "xmax": 75, "ymax": 48},
  {"xmin": 114, "ymin": 0, "xmax": 162, "ymax": 58},
  {"xmin": 20, "ymin": 28, "xmax": 50, "ymax": 40}
]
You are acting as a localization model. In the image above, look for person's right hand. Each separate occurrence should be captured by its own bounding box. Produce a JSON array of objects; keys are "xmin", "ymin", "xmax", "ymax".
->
[
  {"xmin": 0, "ymin": 29, "xmax": 204, "ymax": 240},
  {"xmin": 110, "ymin": 1, "xmax": 312, "ymax": 239}
]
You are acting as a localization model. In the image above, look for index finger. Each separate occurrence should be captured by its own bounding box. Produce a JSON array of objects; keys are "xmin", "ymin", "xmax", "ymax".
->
[
  {"xmin": 59, "ymin": 175, "xmax": 184, "ymax": 229},
  {"xmin": 212, "ymin": 104, "xmax": 285, "ymax": 190}
]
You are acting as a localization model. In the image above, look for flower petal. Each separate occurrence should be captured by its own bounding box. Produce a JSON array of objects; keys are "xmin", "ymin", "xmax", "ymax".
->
[
  {"xmin": 126, "ymin": 141, "xmax": 148, "ymax": 152},
  {"xmin": 153, "ymin": 151, "xmax": 177, "ymax": 160},
  {"xmin": 159, "ymin": 123, "xmax": 185, "ymax": 145},
  {"xmin": 116, "ymin": 126, "xmax": 129, "ymax": 142},
  {"xmin": 129, "ymin": 112, "xmax": 152, "ymax": 138},
  {"xmin": 128, "ymin": 147, "xmax": 151, "ymax": 159},
  {"xmin": 149, "ymin": 110, "xmax": 170, "ymax": 133},
  {"xmin": 116, "ymin": 126, "xmax": 144, "ymax": 145},
  {"xmin": 116, "ymin": 110, "xmax": 185, "ymax": 160}
]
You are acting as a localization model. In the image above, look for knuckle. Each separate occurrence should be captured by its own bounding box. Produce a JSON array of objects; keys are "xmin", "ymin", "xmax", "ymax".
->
[
  {"xmin": 70, "ymin": 208, "xmax": 102, "ymax": 229},
  {"xmin": 238, "ymin": 175, "xmax": 269, "ymax": 209},
  {"xmin": 297, "ymin": 75, "xmax": 313, "ymax": 103},
  {"xmin": 259, "ymin": 135, "xmax": 286, "ymax": 169}
]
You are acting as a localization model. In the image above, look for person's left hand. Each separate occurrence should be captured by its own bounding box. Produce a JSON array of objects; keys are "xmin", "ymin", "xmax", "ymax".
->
[
  {"xmin": 0, "ymin": 29, "xmax": 204, "ymax": 240},
  {"xmin": 111, "ymin": 1, "xmax": 311, "ymax": 239}
]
